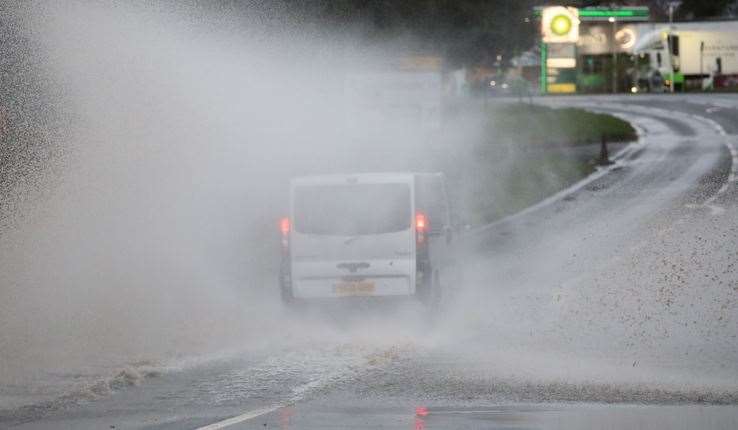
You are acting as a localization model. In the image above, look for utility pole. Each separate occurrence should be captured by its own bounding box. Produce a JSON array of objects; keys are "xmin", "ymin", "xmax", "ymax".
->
[
  {"xmin": 540, "ymin": 41, "xmax": 548, "ymax": 95},
  {"xmin": 667, "ymin": 2, "xmax": 680, "ymax": 93},
  {"xmin": 700, "ymin": 41, "xmax": 705, "ymax": 89}
]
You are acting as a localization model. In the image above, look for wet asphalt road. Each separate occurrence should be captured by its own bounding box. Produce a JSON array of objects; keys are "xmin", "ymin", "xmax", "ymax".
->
[{"xmin": 5, "ymin": 94, "xmax": 738, "ymax": 429}]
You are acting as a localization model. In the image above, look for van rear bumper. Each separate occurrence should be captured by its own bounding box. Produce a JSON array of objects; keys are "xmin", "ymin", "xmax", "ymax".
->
[
  {"xmin": 286, "ymin": 295, "xmax": 423, "ymax": 308},
  {"xmin": 293, "ymin": 276, "xmax": 413, "ymax": 299}
]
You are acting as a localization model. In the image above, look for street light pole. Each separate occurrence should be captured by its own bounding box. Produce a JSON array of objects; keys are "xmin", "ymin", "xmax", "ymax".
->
[
  {"xmin": 700, "ymin": 40, "xmax": 704, "ymax": 89},
  {"xmin": 610, "ymin": 17, "xmax": 617, "ymax": 93}
]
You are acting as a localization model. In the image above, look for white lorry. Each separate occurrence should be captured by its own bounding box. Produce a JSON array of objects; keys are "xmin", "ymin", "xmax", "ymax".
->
[{"xmin": 634, "ymin": 29, "xmax": 738, "ymax": 90}]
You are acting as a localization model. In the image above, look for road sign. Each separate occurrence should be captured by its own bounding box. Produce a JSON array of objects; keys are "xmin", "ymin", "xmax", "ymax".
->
[
  {"xmin": 579, "ymin": 7, "xmax": 650, "ymax": 21},
  {"xmin": 534, "ymin": 6, "xmax": 650, "ymax": 22},
  {"xmin": 542, "ymin": 6, "xmax": 580, "ymax": 44}
]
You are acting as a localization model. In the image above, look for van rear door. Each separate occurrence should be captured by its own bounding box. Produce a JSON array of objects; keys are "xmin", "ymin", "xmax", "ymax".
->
[{"xmin": 290, "ymin": 179, "xmax": 415, "ymax": 298}]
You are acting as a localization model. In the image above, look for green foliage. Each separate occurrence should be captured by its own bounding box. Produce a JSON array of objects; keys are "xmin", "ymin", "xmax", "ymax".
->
[
  {"xmin": 489, "ymin": 104, "xmax": 637, "ymax": 145},
  {"xmin": 468, "ymin": 154, "xmax": 594, "ymax": 225}
]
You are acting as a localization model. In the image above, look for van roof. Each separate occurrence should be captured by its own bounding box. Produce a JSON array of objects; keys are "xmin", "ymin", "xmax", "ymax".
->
[{"xmin": 291, "ymin": 172, "xmax": 443, "ymax": 187}]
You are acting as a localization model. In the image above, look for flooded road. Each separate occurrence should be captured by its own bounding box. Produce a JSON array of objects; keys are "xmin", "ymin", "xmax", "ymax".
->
[{"xmin": 4, "ymin": 96, "xmax": 737, "ymax": 429}]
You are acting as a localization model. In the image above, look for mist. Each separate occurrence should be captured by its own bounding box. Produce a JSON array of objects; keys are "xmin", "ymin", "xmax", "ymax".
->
[
  {"xmin": 0, "ymin": 0, "xmax": 477, "ymax": 394},
  {"xmin": 3, "ymin": 1, "xmax": 735, "ymax": 420}
]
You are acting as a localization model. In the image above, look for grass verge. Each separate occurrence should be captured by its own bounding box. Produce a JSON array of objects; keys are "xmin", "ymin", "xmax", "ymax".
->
[
  {"xmin": 489, "ymin": 103, "xmax": 637, "ymax": 145},
  {"xmin": 449, "ymin": 103, "xmax": 636, "ymax": 225}
]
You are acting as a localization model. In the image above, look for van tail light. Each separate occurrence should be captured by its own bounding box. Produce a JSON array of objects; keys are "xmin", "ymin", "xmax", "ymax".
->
[
  {"xmin": 280, "ymin": 217, "xmax": 290, "ymax": 235},
  {"xmin": 415, "ymin": 211, "xmax": 428, "ymax": 245},
  {"xmin": 279, "ymin": 217, "xmax": 290, "ymax": 253}
]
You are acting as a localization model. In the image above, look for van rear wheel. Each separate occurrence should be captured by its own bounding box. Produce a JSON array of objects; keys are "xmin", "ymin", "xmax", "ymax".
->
[
  {"xmin": 429, "ymin": 269, "xmax": 443, "ymax": 310},
  {"xmin": 417, "ymin": 268, "xmax": 442, "ymax": 309},
  {"xmin": 279, "ymin": 271, "xmax": 295, "ymax": 305}
]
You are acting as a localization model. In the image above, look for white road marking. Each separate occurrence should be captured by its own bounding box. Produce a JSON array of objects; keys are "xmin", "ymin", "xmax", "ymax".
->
[
  {"xmin": 194, "ymin": 348, "xmax": 390, "ymax": 430},
  {"xmin": 196, "ymin": 405, "xmax": 282, "ymax": 430},
  {"xmin": 621, "ymin": 106, "xmax": 737, "ymax": 209},
  {"xmin": 421, "ymin": 409, "xmax": 515, "ymax": 415},
  {"xmin": 541, "ymin": 100, "xmax": 736, "ymax": 214},
  {"xmin": 694, "ymin": 113, "xmax": 736, "ymax": 207}
]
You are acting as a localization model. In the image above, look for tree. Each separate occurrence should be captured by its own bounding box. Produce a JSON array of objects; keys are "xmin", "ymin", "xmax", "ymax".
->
[
  {"xmin": 676, "ymin": 0, "xmax": 735, "ymax": 19},
  {"xmin": 286, "ymin": 0, "xmax": 539, "ymax": 68}
]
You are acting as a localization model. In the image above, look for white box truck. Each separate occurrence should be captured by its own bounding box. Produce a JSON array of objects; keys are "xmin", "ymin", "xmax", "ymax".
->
[{"xmin": 634, "ymin": 29, "xmax": 738, "ymax": 90}]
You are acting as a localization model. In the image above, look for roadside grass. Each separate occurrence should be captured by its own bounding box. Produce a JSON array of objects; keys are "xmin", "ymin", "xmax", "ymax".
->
[
  {"xmin": 489, "ymin": 103, "xmax": 637, "ymax": 145},
  {"xmin": 476, "ymin": 154, "xmax": 594, "ymax": 224},
  {"xmin": 458, "ymin": 151, "xmax": 596, "ymax": 226},
  {"xmin": 450, "ymin": 103, "xmax": 636, "ymax": 226}
]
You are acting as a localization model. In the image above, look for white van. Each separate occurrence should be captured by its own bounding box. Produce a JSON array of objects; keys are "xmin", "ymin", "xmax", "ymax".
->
[{"xmin": 279, "ymin": 172, "xmax": 453, "ymax": 305}]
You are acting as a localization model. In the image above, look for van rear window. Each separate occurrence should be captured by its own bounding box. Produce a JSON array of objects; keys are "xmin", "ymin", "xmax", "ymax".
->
[{"xmin": 294, "ymin": 183, "xmax": 411, "ymax": 235}]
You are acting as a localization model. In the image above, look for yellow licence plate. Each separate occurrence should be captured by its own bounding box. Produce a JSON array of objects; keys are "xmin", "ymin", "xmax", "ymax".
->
[{"xmin": 334, "ymin": 281, "xmax": 375, "ymax": 296}]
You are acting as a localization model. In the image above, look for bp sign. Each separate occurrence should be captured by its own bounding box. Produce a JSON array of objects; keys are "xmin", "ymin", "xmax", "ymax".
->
[
  {"xmin": 551, "ymin": 14, "xmax": 572, "ymax": 36},
  {"xmin": 542, "ymin": 6, "xmax": 579, "ymax": 43}
]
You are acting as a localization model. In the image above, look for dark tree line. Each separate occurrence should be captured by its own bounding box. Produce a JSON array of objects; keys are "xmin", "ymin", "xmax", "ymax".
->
[
  {"xmin": 675, "ymin": 0, "xmax": 737, "ymax": 20},
  {"xmin": 286, "ymin": 0, "xmax": 539, "ymax": 68},
  {"xmin": 279, "ymin": 0, "xmax": 737, "ymax": 68}
]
